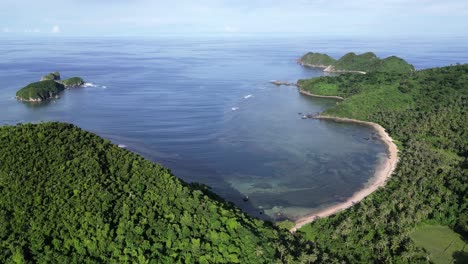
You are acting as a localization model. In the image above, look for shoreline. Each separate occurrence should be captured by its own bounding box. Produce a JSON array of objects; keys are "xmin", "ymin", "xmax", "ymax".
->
[
  {"xmin": 296, "ymin": 59, "xmax": 367, "ymax": 75},
  {"xmin": 298, "ymin": 88, "xmax": 344, "ymax": 100},
  {"xmin": 290, "ymin": 115, "xmax": 399, "ymax": 232}
]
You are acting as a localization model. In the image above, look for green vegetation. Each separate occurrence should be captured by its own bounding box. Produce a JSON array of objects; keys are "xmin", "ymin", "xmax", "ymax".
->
[
  {"xmin": 0, "ymin": 123, "xmax": 326, "ymax": 263},
  {"xmin": 15, "ymin": 80, "xmax": 65, "ymax": 102},
  {"xmin": 299, "ymin": 51, "xmax": 415, "ymax": 73},
  {"xmin": 333, "ymin": 52, "xmax": 415, "ymax": 73},
  {"xmin": 41, "ymin": 71, "xmax": 61, "ymax": 81},
  {"xmin": 16, "ymin": 73, "xmax": 86, "ymax": 102},
  {"xmin": 276, "ymin": 220, "xmax": 296, "ymax": 230},
  {"xmin": 63, "ymin": 77, "xmax": 85, "ymax": 87},
  {"xmin": 410, "ymin": 225, "xmax": 468, "ymax": 264},
  {"xmin": 297, "ymin": 64, "xmax": 468, "ymax": 262},
  {"xmin": 299, "ymin": 52, "xmax": 336, "ymax": 66}
]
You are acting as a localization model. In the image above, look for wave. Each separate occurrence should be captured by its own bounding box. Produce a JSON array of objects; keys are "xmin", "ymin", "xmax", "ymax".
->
[
  {"xmin": 117, "ymin": 144, "xmax": 127, "ymax": 148},
  {"xmin": 231, "ymin": 107, "xmax": 239, "ymax": 111},
  {"xmin": 83, "ymin": 82, "xmax": 107, "ymax": 89},
  {"xmin": 244, "ymin": 94, "xmax": 253, "ymax": 99},
  {"xmin": 83, "ymin": 82, "xmax": 97, "ymax": 88}
]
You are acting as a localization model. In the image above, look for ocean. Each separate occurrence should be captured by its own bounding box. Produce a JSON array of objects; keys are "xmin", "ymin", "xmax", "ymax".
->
[{"xmin": 1, "ymin": 35, "xmax": 466, "ymax": 221}]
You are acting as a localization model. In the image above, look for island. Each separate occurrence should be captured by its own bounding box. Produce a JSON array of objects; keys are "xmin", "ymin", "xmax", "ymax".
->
[
  {"xmin": 62, "ymin": 77, "xmax": 85, "ymax": 87},
  {"xmin": 16, "ymin": 72, "xmax": 86, "ymax": 102},
  {"xmin": 15, "ymin": 80, "xmax": 65, "ymax": 102},
  {"xmin": 298, "ymin": 51, "xmax": 415, "ymax": 74}
]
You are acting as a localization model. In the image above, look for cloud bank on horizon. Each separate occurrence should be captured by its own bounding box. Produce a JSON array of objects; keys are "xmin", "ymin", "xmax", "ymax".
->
[{"xmin": 0, "ymin": 0, "xmax": 466, "ymax": 36}]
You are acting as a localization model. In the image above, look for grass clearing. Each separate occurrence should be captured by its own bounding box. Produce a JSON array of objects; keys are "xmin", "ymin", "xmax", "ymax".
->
[{"xmin": 410, "ymin": 224, "xmax": 468, "ymax": 264}]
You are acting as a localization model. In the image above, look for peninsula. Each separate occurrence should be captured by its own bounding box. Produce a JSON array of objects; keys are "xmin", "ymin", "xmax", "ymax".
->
[
  {"xmin": 295, "ymin": 64, "xmax": 467, "ymax": 263},
  {"xmin": 298, "ymin": 51, "xmax": 415, "ymax": 74},
  {"xmin": 16, "ymin": 72, "xmax": 86, "ymax": 102}
]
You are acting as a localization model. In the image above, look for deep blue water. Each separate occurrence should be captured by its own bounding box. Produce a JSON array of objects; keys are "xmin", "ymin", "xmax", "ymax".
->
[{"xmin": 1, "ymin": 36, "xmax": 466, "ymax": 221}]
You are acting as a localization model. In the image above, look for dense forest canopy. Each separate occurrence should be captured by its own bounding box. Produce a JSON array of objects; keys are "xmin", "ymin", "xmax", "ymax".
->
[{"xmin": 0, "ymin": 123, "xmax": 323, "ymax": 263}]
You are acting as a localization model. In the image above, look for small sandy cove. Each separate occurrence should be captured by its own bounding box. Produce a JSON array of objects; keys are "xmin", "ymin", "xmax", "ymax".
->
[{"xmin": 290, "ymin": 116, "xmax": 398, "ymax": 232}]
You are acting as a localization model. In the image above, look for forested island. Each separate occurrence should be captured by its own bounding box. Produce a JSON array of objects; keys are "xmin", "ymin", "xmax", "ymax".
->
[
  {"xmin": 298, "ymin": 52, "xmax": 415, "ymax": 74},
  {"xmin": 16, "ymin": 72, "xmax": 85, "ymax": 102},
  {"xmin": 1, "ymin": 63, "xmax": 467, "ymax": 263}
]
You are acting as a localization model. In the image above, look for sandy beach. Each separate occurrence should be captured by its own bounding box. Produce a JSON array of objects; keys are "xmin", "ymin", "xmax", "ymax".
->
[{"xmin": 290, "ymin": 116, "xmax": 398, "ymax": 232}]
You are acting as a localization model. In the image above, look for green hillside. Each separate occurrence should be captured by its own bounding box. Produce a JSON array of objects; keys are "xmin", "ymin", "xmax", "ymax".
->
[
  {"xmin": 0, "ymin": 123, "xmax": 322, "ymax": 263},
  {"xmin": 299, "ymin": 52, "xmax": 336, "ymax": 66},
  {"xmin": 298, "ymin": 64, "xmax": 468, "ymax": 263},
  {"xmin": 15, "ymin": 80, "xmax": 65, "ymax": 102},
  {"xmin": 298, "ymin": 52, "xmax": 415, "ymax": 73}
]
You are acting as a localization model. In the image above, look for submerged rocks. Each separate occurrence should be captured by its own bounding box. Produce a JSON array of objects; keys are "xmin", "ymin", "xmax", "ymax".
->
[{"xmin": 271, "ymin": 80, "xmax": 297, "ymax": 86}]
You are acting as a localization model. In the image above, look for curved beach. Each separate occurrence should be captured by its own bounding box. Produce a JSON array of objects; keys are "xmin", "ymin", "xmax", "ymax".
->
[{"xmin": 290, "ymin": 116, "xmax": 398, "ymax": 232}]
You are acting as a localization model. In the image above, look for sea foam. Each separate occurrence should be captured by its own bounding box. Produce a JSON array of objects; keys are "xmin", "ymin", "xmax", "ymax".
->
[
  {"xmin": 83, "ymin": 82, "xmax": 97, "ymax": 87},
  {"xmin": 83, "ymin": 82, "xmax": 107, "ymax": 89}
]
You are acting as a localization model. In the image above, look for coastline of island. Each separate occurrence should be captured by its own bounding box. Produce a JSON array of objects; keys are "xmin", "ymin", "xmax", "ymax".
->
[
  {"xmin": 290, "ymin": 115, "xmax": 399, "ymax": 232},
  {"xmin": 296, "ymin": 52, "xmax": 415, "ymax": 75},
  {"xmin": 296, "ymin": 59, "xmax": 367, "ymax": 74},
  {"xmin": 298, "ymin": 88, "xmax": 344, "ymax": 100},
  {"xmin": 16, "ymin": 72, "xmax": 86, "ymax": 102}
]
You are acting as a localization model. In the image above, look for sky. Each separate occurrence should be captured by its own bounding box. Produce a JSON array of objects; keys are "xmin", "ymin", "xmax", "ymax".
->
[{"xmin": 0, "ymin": 0, "xmax": 467, "ymax": 37}]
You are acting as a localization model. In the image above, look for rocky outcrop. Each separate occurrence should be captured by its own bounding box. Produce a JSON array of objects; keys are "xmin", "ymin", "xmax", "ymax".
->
[
  {"xmin": 62, "ymin": 77, "xmax": 85, "ymax": 88},
  {"xmin": 41, "ymin": 72, "xmax": 61, "ymax": 81},
  {"xmin": 271, "ymin": 80, "xmax": 297, "ymax": 86}
]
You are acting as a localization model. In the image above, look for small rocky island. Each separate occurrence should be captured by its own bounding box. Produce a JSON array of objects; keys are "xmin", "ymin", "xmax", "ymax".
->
[
  {"xmin": 270, "ymin": 80, "xmax": 297, "ymax": 86},
  {"xmin": 298, "ymin": 52, "xmax": 415, "ymax": 74},
  {"xmin": 16, "ymin": 72, "xmax": 86, "ymax": 102}
]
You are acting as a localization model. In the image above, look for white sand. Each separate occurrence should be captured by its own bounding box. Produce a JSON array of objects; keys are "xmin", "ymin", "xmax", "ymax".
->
[{"xmin": 290, "ymin": 116, "xmax": 398, "ymax": 232}]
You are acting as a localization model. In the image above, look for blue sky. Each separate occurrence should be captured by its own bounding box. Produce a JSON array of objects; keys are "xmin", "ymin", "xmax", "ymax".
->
[{"xmin": 1, "ymin": 0, "xmax": 467, "ymax": 36}]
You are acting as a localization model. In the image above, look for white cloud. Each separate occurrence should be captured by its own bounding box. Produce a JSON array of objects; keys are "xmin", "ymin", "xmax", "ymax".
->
[
  {"xmin": 51, "ymin": 25, "xmax": 61, "ymax": 33},
  {"xmin": 23, "ymin": 28, "xmax": 40, "ymax": 33},
  {"xmin": 224, "ymin": 26, "xmax": 240, "ymax": 32}
]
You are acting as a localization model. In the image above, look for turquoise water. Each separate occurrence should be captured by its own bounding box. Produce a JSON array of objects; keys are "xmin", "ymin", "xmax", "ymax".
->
[{"xmin": 1, "ymin": 36, "xmax": 466, "ymax": 221}]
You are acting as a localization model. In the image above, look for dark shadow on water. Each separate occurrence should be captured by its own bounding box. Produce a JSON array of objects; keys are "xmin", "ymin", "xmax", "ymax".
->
[
  {"xmin": 21, "ymin": 99, "xmax": 57, "ymax": 109},
  {"xmin": 165, "ymin": 161, "xmax": 274, "ymax": 222}
]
